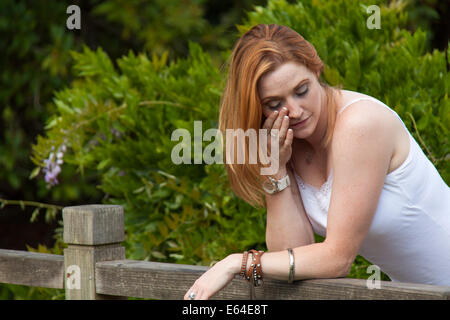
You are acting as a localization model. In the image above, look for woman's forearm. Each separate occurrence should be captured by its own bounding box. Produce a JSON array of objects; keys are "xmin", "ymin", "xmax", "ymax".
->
[
  {"xmin": 185, "ymin": 227, "xmax": 351, "ymax": 300},
  {"xmin": 265, "ymin": 166, "xmax": 315, "ymax": 251},
  {"xmin": 227, "ymin": 241, "xmax": 351, "ymax": 281},
  {"xmin": 259, "ymin": 241, "xmax": 351, "ymax": 281}
]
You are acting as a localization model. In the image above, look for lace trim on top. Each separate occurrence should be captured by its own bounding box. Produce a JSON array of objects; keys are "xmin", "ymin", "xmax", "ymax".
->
[
  {"xmin": 292, "ymin": 96, "xmax": 385, "ymax": 213},
  {"xmin": 294, "ymin": 169, "xmax": 333, "ymax": 213}
]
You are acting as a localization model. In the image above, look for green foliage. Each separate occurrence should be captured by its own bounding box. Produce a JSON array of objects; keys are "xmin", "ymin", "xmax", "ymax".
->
[
  {"xmin": 0, "ymin": 0, "xmax": 268, "ymax": 219},
  {"xmin": 32, "ymin": 42, "xmax": 267, "ymax": 266},
  {"xmin": 0, "ymin": 239, "xmax": 66, "ymax": 300},
  {"xmin": 0, "ymin": 0, "xmax": 268, "ymax": 299},
  {"xmin": 240, "ymin": 0, "xmax": 449, "ymax": 180},
  {"xmin": 0, "ymin": 284, "xmax": 64, "ymax": 300},
  {"xmin": 30, "ymin": 0, "xmax": 449, "ymax": 287}
]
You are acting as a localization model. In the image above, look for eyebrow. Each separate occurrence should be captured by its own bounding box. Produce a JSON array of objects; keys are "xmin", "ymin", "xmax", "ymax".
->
[{"xmin": 260, "ymin": 78, "xmax": 309, "ymax": 102}]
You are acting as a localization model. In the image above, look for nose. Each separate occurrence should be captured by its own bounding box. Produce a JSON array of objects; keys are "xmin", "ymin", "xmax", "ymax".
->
[{"xmin": 285, "ymin": 98, "xmax": 303, "ymax": 120}]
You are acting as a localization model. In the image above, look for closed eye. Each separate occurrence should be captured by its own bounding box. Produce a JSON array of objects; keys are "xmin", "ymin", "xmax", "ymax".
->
[{"xmin": 266, "ymin": 87, "xmax": 309, "ymax": 109}]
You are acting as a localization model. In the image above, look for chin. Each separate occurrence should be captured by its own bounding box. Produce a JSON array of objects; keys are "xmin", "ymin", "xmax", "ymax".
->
[
  {"xmin": 293, "ymin": 122, "xmax": 313, "ymax": 139},
  {"xmin": 293, "ymin": 130, "xmax": 309, "ymax": 140}
]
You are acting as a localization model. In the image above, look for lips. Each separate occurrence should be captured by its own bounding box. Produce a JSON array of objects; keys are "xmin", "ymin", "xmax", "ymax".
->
[{"xmin": 290, "ymin": 116, "xmax": 310, "ymax": 127}]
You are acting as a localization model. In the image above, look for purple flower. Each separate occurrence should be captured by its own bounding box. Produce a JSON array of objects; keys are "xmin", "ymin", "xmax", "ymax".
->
[{"xmin": 42, "ymin": 143, "xmax": 66, "ymax": 188}]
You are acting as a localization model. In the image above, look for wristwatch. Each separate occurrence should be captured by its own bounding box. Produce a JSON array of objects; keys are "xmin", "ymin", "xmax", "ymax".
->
[{"xmin": 262, "ymin": 174, "xmax": 290, "ymax": 194}]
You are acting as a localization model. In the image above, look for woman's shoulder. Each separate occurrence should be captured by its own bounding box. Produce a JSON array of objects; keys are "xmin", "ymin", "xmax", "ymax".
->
[
  {"xmin": 336, "ymin": 90, "xmax": 388, "ymax": 114},
  {"xmin": 334, "ymin": 90, "xmax": 397, "ymax": 132},
  {"xmin": 333, "ymin": 90, "xmax": 410, "ymax": 175}
]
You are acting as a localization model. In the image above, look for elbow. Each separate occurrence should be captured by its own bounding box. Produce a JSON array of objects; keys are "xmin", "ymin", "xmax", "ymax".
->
[
  {"xmin": 325, "ymin": 241, "xmax": 354, "ymax": 278},
  {"xmin": 266, "ymin": 239, "xmax": 313, "ymax": 253},
  {"xmin": 265, "ymin": 237, "xmax": 286, "ymax": 253},
  {"xmin": 336, "ymin": 261, "xmax": 352, "ymax": 278},
  {"xmin": 265, "ymin": 241, "xmax": 286, "ymax": 253},
  {"xmin": 335, "ymin": 254, "xmax": 354, "ymax": 278},
  {"xmin": 265, "ymin": 232, "xmax": 315, "ymax": 252}
]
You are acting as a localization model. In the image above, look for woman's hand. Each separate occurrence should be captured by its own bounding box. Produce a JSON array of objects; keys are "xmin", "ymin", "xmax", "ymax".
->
[
  {"xmin": 262, "ymin": 107, "xmax": 294, "ymax": 173},
  {"xmin": 184, "ymin": 254, "xmax": 241, "ymax": 300}
]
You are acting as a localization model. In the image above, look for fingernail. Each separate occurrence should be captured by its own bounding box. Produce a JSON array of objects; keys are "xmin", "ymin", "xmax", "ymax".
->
[{"xmin": 284, "ymin": 115, "xmax": 289, "ymax": 119}]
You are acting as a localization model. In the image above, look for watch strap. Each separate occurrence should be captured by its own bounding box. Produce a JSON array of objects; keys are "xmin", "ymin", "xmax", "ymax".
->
[
  {"xmin": 263, "ymin": 173, "xmax": 290, "ymax": 194},
  {"xmin": 276, "ymin": 174, "xmax": 290, "ymax": 191}
]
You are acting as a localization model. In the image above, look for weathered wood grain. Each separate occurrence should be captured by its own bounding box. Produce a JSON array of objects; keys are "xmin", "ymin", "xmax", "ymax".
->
[
  {"xmin": 95, "ymin": 259, "xmax": 450, "ymax": 300},
  {"xmin": 63, "ymin": 204, "xmax": 124, "ymax": 245},
  {"xmin": 63, "ymin": 205, "xmax": 126, "ymax": 300},
  {"xmin": 95, "ymin": 260, "xmax": 250, "ymax": 300},
  {"xmin": 0, "ymin": 249, "xmax": 64, "ymax": 289},
  {"xmin": 64, "ymin": 244, "xmax": 126, "ymax": 299},
  {"xmin": 3, "ymin": 204, "xmax": 449, "ymax": 300},
  {"xmin": 258, "ymin": 277, "xmax": 450, "ymax": 300}
]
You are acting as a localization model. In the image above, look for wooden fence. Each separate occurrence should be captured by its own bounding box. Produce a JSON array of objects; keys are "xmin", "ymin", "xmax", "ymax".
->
[{"xmin": 1, "ymin": 204, "xmax": 449, "ymax": 300}]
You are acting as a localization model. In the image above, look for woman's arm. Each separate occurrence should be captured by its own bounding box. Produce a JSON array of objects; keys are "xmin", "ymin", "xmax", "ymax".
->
[
  {"xmin": 184, "ymin": 102, "xmax": 393, "ymax": 299},
  {"xmin": 229, "ymin": 240, "xmax": 349, "ymax": 281},
  {"xmin": 265, "ymin": 165, "xmax": 315, "ymax": 251},
  {"xmin": 247, "ymin": 101, "xmax": 394, "ymax": 282}
]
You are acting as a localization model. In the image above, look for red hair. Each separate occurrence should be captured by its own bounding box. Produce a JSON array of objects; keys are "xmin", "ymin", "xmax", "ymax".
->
[{"xmin": 219, "ymin": 24, "xmax": 341, "ymax": 208}]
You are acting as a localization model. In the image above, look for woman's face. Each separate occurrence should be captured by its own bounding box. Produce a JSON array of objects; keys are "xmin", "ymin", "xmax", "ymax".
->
[{"xmin": 258, "ymin": 61, "xmax": 325, "ymax": 140}]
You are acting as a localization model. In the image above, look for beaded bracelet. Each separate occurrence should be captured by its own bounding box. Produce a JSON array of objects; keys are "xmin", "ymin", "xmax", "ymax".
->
[{"xmin": 239, "ymin": 251, "xmax": 249, "ymax": 279}]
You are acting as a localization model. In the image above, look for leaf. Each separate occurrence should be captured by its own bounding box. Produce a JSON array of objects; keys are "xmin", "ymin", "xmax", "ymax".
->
[
  {"xmin": 133, "ymin": 186, "xmax": 145, "ymax": 194},
  {"xmin": 166, "ymin": 240, "xmax": 179, "ymax": 249},
  {"xmin": 97, "ymin": 158, "xmax": 111, "ymax": 170},
  {"xmin": 45, "ymin": 208, "xmax": 58, "ymax": 223},
  {"xmin": 157, "ymin": 222, "xmax": 169, "ymax": 238},
  {"xmin": 169, "ymin": 253, "xmax": 184, "ymax": 260},
  {"xmin": 323, "ymin": 66, "xmax": 341, "ymax": 86},
  {"xmin": 151, "ymin": 251, "xmax": 167, "ymax": 259},
  {"xmin": 54, "ymin": 99, "xmax": 74, "ymax": 115},
  {"xmin": 30, "ymin": 208, "xmax": 40, "ymax": 223},
  {"xmin": 37, "ymin": 244, "xmax": 52, "ymax": 254},
  {"xmin": 164, "ymin": 216, "xmax": 177, "ymax": 230},
  {"xmin": 29, "ymin": 167, "xmax": 40, "ymax": 180},
  {"xmin": 44, "ymin": 118, "xmax": 58, "ymax": 129}
]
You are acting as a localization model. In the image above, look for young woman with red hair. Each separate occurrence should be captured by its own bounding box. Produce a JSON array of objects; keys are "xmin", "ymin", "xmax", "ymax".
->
[{"xmin": 184, "ymin": 24, "xmax": 450, "ymax": 300}]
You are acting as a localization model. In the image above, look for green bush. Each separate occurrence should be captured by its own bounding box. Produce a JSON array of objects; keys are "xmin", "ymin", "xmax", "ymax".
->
[
  {"xmin": 0, "ymin": 0, "xmax": 267, "ymax": 299},
  {"xmin": 31, "ymin": 0, "xmax": 448, "ymax": 285},
  {"xmin": 32, "ymin": 42, "xmax": 267, "ymax": 266}
]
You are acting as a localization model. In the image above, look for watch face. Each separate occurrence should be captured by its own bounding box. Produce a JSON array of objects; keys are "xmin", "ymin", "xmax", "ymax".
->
[{"xmin": 262, "ymin": 178, "xmax": 276, "ymax": 193}]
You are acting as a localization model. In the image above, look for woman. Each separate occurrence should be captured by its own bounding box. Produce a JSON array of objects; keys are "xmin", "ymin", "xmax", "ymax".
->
[{"xmin": 184, "ymin": 24, "xmax": 450, "ymax": 300}]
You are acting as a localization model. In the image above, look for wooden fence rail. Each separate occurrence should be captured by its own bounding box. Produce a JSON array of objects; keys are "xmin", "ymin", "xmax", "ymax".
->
[{"xmin": 1, "ymin": 204, "xmax": 449, "ymax": 300}]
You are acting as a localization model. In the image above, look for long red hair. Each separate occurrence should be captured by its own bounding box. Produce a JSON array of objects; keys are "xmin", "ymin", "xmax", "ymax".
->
[{"xmin": 218, "ymin": 24, "xmax": 341, "ymax": 209}]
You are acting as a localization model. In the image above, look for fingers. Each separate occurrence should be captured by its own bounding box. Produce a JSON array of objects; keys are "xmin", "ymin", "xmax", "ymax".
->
[
  {"xmin": 284, "ymin": 128, "xmax": 294, "ymax": 147},
  {"xmin": 261, "ymin": 109, "xmax": 279, "ymax": 130},
  {"xmin": 271, "ymin": 108, "xmax": 286, "ymax": 135},
  {"xmin": 278, "ymin": 115, "xmax": 289, "ymax": 142},
  {"xmin": 266, "ymin": 107, "xmax": 289, "ymax": 142},
  {"xmin": 184, "ymin": 289, "xmax": 191, "ymax": 300},
  {"xmin": 184, "ymin": 285, "xmax": 209, "ymax": 300}
]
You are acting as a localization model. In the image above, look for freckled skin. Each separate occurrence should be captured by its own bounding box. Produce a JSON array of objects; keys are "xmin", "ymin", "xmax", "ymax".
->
[{"xmin": 258, "ymin": 61, "xmax": 329, "ymax": 150}]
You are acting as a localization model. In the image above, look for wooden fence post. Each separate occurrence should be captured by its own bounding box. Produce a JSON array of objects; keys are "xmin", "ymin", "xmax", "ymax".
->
[{"xmin": 63, "ymin": 204, "xmax": 126, "ymax": 300}]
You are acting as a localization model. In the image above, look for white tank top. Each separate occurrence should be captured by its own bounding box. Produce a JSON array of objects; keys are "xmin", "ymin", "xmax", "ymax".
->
[{"xmin": 293, "ymin": 96, "xmax": 450, "ymax": 286}]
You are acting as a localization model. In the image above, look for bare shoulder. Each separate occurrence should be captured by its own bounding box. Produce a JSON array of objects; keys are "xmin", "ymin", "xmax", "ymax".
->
[
  {"xmin": 332, "ymin": 92, "xmax": 407, "ymax": 174},
  {"xmin": 334, "ymin": 97, "xmax": 396, "ymax": 141}
]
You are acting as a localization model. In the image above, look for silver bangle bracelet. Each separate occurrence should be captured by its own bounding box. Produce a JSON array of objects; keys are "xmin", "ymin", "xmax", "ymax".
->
[{"xmin": 287, "ymin": 248, "xmax": 295, "ymax": 283}]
